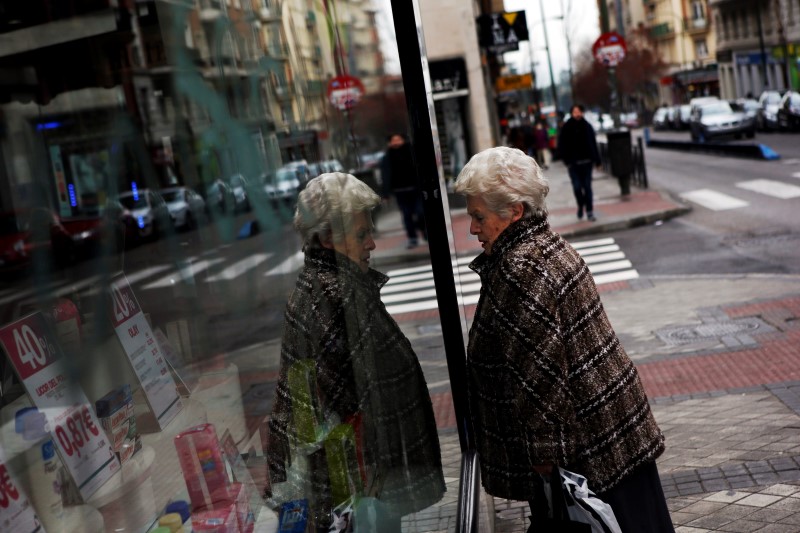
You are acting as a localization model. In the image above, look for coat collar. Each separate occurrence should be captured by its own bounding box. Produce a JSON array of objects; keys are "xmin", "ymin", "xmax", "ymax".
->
[
  {"xmin": 470, "ymin": 215, "xmax": 550, "ymax": 276},
  {"xmin": 304, "ymin": 246, "xmax": 389, "ymax": 290}
]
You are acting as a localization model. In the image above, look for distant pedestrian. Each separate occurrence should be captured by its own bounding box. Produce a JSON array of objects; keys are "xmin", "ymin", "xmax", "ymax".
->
[
  {"xmin": 380, "ymin": 134, "xmax": 426, "ymax": 248},
  {"xmin": 558, "ymin": 104, "xmax": 601, "ymax": 222},
  {"xmin": 533, "ymin": 122, "xmax": 550, "ymax": 170}
]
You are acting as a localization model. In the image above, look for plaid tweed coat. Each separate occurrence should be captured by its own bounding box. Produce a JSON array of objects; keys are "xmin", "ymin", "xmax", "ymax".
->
[
  {"xmin": 267, "ymin": 247, "xmax": 444, "ymax": 524},
  {"xmin": 467, "ymin": 216, "xmax": 664, "ymax": 500}
]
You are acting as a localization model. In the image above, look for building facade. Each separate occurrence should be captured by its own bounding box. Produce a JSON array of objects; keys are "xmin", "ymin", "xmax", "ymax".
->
[{"xmin": 711, "ymin": 0, "xmax": 800, "ymax": 100}]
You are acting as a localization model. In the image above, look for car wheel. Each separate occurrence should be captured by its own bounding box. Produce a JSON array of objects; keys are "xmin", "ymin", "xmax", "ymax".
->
[{"xmin": 186, "ymin": 212, "xmax": 196, "ymax": 231}]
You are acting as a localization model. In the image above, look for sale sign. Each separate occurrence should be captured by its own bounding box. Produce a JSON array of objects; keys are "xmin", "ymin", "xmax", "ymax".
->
[
  {"xmin": 592, "ymin": 31, "xmax": 627, "ymax": 68},
  {"xmin": 0, "ymin": 447, "xmax": 40, "ymax": 533},
  {"xmin": 110, "ymin": 277, "xmax": 182, "ymax": 430},
  {"xmin": 327, "ymin": 75, "xmax": 365, "ymax": 111},
  {"xmin": 0, "ymin": 313, "xmax": 120, "ymax": 500}
]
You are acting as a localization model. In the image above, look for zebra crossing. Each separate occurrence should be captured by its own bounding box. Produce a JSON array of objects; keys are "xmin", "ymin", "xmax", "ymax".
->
[
  {"xmin": 680, "ymin": 178, "xmax": 800, "ymax": 211},
  {"xmin": 380, "ymin": 237, "xmax": 639, "ymax": 317}
]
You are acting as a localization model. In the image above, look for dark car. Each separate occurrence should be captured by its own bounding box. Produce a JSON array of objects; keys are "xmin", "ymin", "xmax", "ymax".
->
[
  {"xmin": 653, "ymin": 107, "xmax": 670, "ymax": 130},
  {"xmin": 672, "ymin": 104, "xmax": 692, "ymax": 130},
  {"xmin": 777, "ymin": 91, "xmax": 800, "ymax": 131},
  {"xmin": 757, "ymin": 90, "xmax": 783, "ymax": 131},
  {"xmin": 690, "ymin": 100, "xmax": 756, "ymax": 141}
]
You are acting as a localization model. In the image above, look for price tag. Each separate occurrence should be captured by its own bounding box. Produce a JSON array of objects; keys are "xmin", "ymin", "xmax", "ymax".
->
[
  {"xmin": 0, "ymin": 313, "xmax": 120, "ymax": 500},
  {"xmin": 110, "ymin": 277, "xmax": 182, "ymax": 429},
  {"xmin": 0, "ymin": 447, "xmax": 40, "ymax": 533}
]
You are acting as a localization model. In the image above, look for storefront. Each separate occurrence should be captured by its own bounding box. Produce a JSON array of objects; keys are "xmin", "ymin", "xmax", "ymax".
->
[{"xmin": 0, "ymin": 1, "xmax": 484, "ymax": 531}]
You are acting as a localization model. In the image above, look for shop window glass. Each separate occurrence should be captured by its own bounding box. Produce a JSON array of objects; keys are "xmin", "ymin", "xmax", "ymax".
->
[{"xmin": 0, "ymin": 1, "xmax": 458, "ymax": 531}]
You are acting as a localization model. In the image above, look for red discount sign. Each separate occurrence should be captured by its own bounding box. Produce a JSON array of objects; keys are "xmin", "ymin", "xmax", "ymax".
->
[
  {"xmin": 0, "ymin": 314, "xmax": 59, "ymax": 380},
  {"xmin": 327, "ymin": 75, "xmax": 365, "ymax": 111},
  {"xmin": 592, "ymin": 31, "xmax": 627, "ymax": 68}
]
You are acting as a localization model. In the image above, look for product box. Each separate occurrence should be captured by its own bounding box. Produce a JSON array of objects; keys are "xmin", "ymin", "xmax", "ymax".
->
[
  {"xmin": 174, "ymin": 423, "xmax": 231, "ymax": 510},
  {"xmin": 95, "ymin": 384, "xmax": 141, "ymax": 464},
  {"xmin": 229, "ymin": 482, "xmax": 255, "ymax": 533},
  {"xmin": 191, "ymin": 504, "xmax": 238, "ymax": 533},
  {"xmin": 278, "ymin": 499, "xmax": 309, "ymax": 533}
]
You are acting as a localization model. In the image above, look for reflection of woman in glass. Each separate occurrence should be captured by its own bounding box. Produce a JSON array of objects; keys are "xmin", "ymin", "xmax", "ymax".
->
[{"xmin": 267, "ymin": 173, "xmax": 444, "ymax": 530}]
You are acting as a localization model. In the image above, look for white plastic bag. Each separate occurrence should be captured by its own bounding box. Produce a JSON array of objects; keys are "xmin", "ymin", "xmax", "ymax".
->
[{"xmin": 559, "ymin": 468, "xmax": 622, "ymax": 533}]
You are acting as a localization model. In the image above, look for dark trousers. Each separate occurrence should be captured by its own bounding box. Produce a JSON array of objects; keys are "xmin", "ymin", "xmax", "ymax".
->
[
  {"xmin": 567, "ymin": 162, "xmax": 594, "ymax": 215},
  {"xmin": 395, "ymin": 190, "xmax": 425, "ymax": 241},
  {"xmin": 597, "ymin": 461, "xmax": 675, "ymax": 533}
]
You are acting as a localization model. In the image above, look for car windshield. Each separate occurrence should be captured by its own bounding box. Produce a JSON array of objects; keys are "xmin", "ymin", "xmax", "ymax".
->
[
  {"xmin": 161, "ymin": 190, "xmax": 183, "ymax": 202},
  {"xmin": 119, "ymin": 194, "xmax": 149, "ymax": 210},
  {"xmin": 276, "ymin": 169, "xmax": 297, "ymax": 183},
  {"xmin": 764, "ymin": 92, "xmax": 782, "ymax": 104},
  {"xmin": 701, "ymin": 102, "xmax": 733, "ymax": 115}
]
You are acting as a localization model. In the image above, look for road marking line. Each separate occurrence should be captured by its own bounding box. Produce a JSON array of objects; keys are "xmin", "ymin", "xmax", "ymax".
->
[
  {"xmin": 588, "ymin": 260, "xmax": 633, "ymax": 274},
  {"xmin": 576, "ymin": 244, "xmax": 620, "ymax": 256},
  {"xmin": 593, "ymin": 269, "xmax": 640, "ymax": 285},
  {"xmin": 571, "ymin": 237, "xmax": 616, "ymax": 249},
  {"xmin": 265, "ymin": 251, "xmax": 303, "ymax": 276},
  {"xmin": 143, "ymin": 258, "xmax": 225, "ymax": 288},
  {"xmin": 582, "ymin": 251, "xmax": 626, "ymax": 264},
  {"xmin": 680, "ymin": 189, "xmax": 749, "ymax": 211},
  {"xmin": 206, "ymin": 253, "xmax": 271, "ymax": 281},
  {"xmin": 736, "ymin": 179, "xmax": 800, "ymax": 199},
  {"xmin": 121, "ymin": 265, "xmax": 173, "ymax": 285},
  {"xmin": 382, "ymin": 272, "xmax": 480, "ymax": 294},
  {"xmin": 792, "ymin": 172, "xmax": 800, "ymax": 179},
  {"xmin": 782, "ymin": 158, "xmax": 800, "ymax": 165}
]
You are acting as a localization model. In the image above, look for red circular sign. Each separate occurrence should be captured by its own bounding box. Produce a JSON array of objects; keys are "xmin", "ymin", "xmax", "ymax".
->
[
  {"xmin": 326, "ymin": 75, "xmax": 365, "ymax": 111},
  {"xmin": 592, "ymin": 31, "xmax": 627, "ymax": 68}
]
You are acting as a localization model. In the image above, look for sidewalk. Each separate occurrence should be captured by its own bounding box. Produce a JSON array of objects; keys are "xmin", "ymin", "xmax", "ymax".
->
[{"xmin": 370, "ymin": 165, "xmax": 800, "ymax": 532}]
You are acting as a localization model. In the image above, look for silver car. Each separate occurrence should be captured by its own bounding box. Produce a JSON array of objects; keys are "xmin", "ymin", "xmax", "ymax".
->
[
  {"xmin": 757, "ymin": 90, "xmax": 783, "ymax": 131},
  {"xmin": 264, "ymin": 166, "xmax": 301, "ymax": 205},
  {"xmin": 690, "ymin": 100, "xmax": 756, "ymax": 141},
  {"xmin": 161, "ymin": 187, "xmax": 206, "ymax": 230}
]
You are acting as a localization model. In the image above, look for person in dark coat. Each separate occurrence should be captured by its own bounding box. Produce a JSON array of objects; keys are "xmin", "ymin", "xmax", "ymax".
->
[
  {"xmin": 380, "ymin": 133, "xmax": 426, "ymax": 248},
  {"xmin": 454, "ymin": 147, "xmax": 674, "ymax": 533},
  {"xmin": 558, "ymin": 104, "xmax": 601, "ymax": 221},
  {"xmin": 267, "ymin": 173, "xmax": 445, "ymax": 530},
  {"xmin": 533, "ymin": 122, "xmax": 551, "ymax": 169}
]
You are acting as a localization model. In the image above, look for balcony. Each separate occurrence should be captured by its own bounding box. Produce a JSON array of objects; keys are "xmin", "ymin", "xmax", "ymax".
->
[
  {"xmin": 199, "ymin": 0, "xmax": 226, "ymax": 21},
  {"xmin": 259, "ymin": 7, "xmax": 281, "ymax": 22},
  {"xmin": 686, "ymin": 17, "xmax": 708, "ymax": 32},
  {"xmin": 305, "ymin": 80, "xmax": 325, "ymax": 96},
  {"xmin": 650, "ymin": 22, "xmax": 674, "ymax": 39}
]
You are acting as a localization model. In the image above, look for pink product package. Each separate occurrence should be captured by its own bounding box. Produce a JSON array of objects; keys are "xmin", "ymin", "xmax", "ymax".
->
[
  {"xmin": 191, "ymin": 504, "xmax": 238, "ymax": 533},
  {"xmin": 174, "ymin": 423, "xmax": 231, "ymax": 510},
  {"xmin": 229, "ymin": 482, "xmax": 255, "ymax": 533}
]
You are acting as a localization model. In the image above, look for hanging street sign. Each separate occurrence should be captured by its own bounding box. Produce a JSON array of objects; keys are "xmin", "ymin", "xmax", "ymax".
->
[
  {"xmin": 327, "ymin": 75, "xmax": 365, "ymax": 111},
  {"xmin": 477, "ymin": 11, "xmax": 529, "ymax": 54},
  {"xmin": 592, "ymin": 31, "xmax": 628, "ymax": 68},
  {"xmin": 495, "ymin": 73, "xmax": 533, "ymax": 93}
]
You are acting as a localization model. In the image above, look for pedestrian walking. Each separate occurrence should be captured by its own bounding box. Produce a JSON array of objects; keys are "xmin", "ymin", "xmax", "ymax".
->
[
  {"xmin": 533, "ymin": 122, "xmax": 551, "ymax": 169},
  {"xmin": 558, "ymin": 104, "xmax": 601, "ymax": 222},
  {"xmin": 267, "ymin": 173, "xmax": 445, "ymax": 530},
  {"xmin": 380, "ymin": 133, "xmax": 426, "ymax": 248},
  {"xmin": 454, "ymin": 146, "xmax": 674, "ymax": 533}
]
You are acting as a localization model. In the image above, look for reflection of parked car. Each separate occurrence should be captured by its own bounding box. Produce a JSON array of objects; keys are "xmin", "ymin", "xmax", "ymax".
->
[
  {"xmin": 690, "ymin": 100, "xmax": 755, "ymax": 141},
  {"xmin": 264, "ymin": 166, "xmax": 301, "ymax": 205},
  {"xmin": 620, "ymin": 112, "xmax": 640, "ymax": 128},
  {"xmin": 161, "ymin": 187, "xmax": 206, "ymax": 230},
  {"xmin": 117, "ymin": 189, "xmax": 170, "ymax": 241},
  {"xmin": 757, "ymin": 90, "xmax": 783, "ymax": 131},
  {"xmin": 671, "ymin": 105, "xmax": 692, "ymax": 130},
  {"xmin": 322, "ymin": 159, "xmax": 344, "ymax": 173},
  {"xmin": 205, "ymin": 179, "xmax": 234, "ymax": 215},
  {"xmin": 228, "ymin": 174, "xmax": 251, "ymax": 212},
  {"xmin": 777, "ymin": 91, "xmax": 800, "ymax": 131},
  {"xmin": 652, "ymin": 108, "xmax": 670, "ymax": 130},
  {"xmin": 0, "ymin": 208, "xmax": 110, "ymax": 271},
  {"xmin": 358, "ymin": 151, "xmax": 385, "ymax": 171}
]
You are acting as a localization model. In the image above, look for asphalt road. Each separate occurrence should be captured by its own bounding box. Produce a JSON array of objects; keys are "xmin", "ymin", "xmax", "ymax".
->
[{"xmin": 612, "ymin": 130, "xmax": 800, "ymax": 276}]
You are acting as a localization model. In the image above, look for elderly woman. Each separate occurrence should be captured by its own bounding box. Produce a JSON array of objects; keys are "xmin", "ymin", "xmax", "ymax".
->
[
  {"xmin": 267, "ymin": 173, "xmax": 444, "ymax": 530},
  {"xmin": 454, "ymin": 147, "xmax": 673, "ymax": 532}
]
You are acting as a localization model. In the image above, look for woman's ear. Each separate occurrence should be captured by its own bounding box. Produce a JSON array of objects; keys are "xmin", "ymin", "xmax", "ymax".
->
[{"xmin": 510, "ymin": 202, "xmax": 524, "ymax": 223}]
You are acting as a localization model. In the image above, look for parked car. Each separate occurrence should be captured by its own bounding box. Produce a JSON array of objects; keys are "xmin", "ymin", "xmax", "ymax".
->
[
  {"xmin": 205, "ymin": 179, "xmax": 235, "ymax": 215},
  {"xmin": 777, "ymin": 91, "xmax": 800, "ymax": 131},
  {"xmin": 322, "ymin": 159, "xmax": 345, "ymax": 173},
  {"xmin": 283, "ymin": 160, "xmax": 312, "ymax": 190},
  {"xmin": 672, "ymin": 105, "xmax": 692, "ymax": 130},
  {"xmin": 228, "ymin": 174, "xmax": 251, "ymax": 212},
  {"xmin": 620, "ymin": 112, "xmax": 640, "ymax": 129},
  {"xmin": 358, "ymin": 152, "xmax": 384, "ymax": 171},
  {"xmin": 161, "ymin": 187, "xmax": 206, "ymax": 230},
  {"xmin": 117, "ymin": 189, "xmax": 170, "ymax": 241},
  {"xmin": 690, "ymin": 100, "xmax": 756, "ymax": 141},
  {"xmin": 653, "ymin": 107, "xmax": 670, "ymax": 130},
  {"xmin": 757, "ymin": 90, "xmax": 783, "ymax": 131},
  {"xmin": 264, "ymin": 166, "xmax": 302, "ymax": 206},
  {"xmin": 732, "ymin": 98, "xmax": 761, "ymax": 124}
]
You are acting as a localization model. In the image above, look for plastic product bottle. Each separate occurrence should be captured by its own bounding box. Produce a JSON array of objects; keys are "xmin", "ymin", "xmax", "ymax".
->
[{"xmin": 13, "ymin": 407, "xmax": 64, "ymax": 532}]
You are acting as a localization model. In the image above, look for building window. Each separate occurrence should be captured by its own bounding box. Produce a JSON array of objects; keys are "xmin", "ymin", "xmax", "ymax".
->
[
  {"xmin": 691, "ymin": 0, "xmax": 705, "ymax": 21},
  {"xmin": 695, "ymin": 39, "xmax": 708, "ymax": 59}
]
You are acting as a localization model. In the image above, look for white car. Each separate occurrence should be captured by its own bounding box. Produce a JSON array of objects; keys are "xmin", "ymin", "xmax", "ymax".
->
[
  {"xmin": 161, "ymin": 187, "xmax": 206, "ymax": 229},
  {"xmin": 117, "ymin": 189, "xmax": 169, "ymax": 241},
  {"xmin": 228, "ymin": 174, "xmax": 251, "ymax": 212},
  {"xmin": 264, "ymin": 166, "xmax": 302, "ymax": 205}
]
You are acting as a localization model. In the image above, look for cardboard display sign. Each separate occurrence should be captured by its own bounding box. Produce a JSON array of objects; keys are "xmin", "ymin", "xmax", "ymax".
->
[
  {"xmin": 0, "ymin": 313, "xmax": 120, "ymax": 500},
  {"xmin": 0, "ymin": 446, "xmax": 41, "ymax": 533},
  {"xmin": 110, "ymin": 277, "xmax": 183, "ymax": 430}
]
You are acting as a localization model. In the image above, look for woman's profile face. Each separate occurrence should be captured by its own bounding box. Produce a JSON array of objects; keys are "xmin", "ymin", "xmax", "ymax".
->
[
  {"xmin": 466, "ymin": 196, "xmax": 521, "ymax": 255},
  {"xmin": 331, "ymin": 211, "xmax": 376, "ymax": 272}
]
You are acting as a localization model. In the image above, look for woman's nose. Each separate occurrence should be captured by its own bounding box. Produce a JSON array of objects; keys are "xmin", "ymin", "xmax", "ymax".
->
[{"xmin": 469, "ymin": 220, "xmax": 479, "ymax": 235}]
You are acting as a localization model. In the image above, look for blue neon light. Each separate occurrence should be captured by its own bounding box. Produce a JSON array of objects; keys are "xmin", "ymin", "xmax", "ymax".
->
[
  {"xmin": 137, "ymin": 216, "xmax": 145, "ymax": 228},
  {"xmin": 67, "ymin": 184, "xmax": 77, "ymax": 207},
  {"xmin": 35, "ymin": 121, "xmax": 62, "ymax": 131},
  {"xmin": 131, "ymin": 181, "xmax": 139, "ymax": 201}
]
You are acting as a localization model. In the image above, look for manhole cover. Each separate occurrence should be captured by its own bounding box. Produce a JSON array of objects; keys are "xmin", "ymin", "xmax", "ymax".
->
[{"xmin": 655, "ymin": 317, "xmax": 774, "ymax": 346}]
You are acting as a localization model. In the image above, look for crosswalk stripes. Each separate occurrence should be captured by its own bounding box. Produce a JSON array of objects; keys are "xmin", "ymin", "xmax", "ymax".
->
[
  {"xmin": 380, "ymin": 238, "xmax": 639, "ymax": 317},
  {"xmin": 680, "ymin": 189, "xmax": 749, "ymax": 211},
  {"xmin": 736, "ymin": 179, "xmax": 800, "ymax": 199},
  {"xmin": 682, "ymin": 179, "xmax": 800, "ymax": 211}
]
